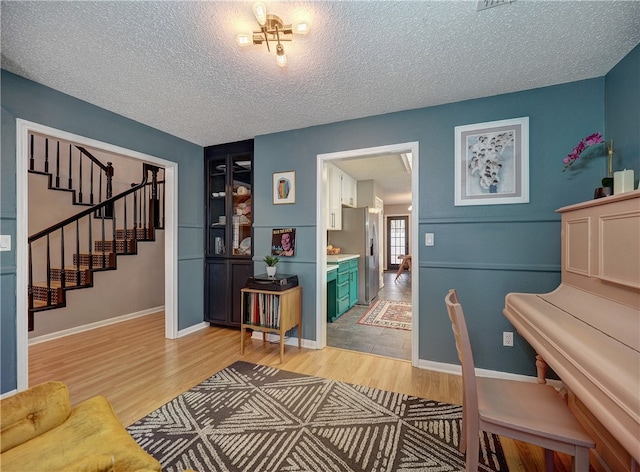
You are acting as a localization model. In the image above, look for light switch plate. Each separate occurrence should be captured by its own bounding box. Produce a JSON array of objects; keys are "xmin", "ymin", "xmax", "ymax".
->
[
  {"xmin": 425, "ymin": 233, "xmax": 434, "ymax": 246},
  {"xmin": 0, "ymin": 235, "xmax": 11, "ymax": 251}
]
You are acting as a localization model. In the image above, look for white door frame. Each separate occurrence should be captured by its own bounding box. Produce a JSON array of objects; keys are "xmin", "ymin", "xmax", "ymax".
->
[
  {"xmin": 15, "ymin": 119, "xmax": 178, "ymax": 390},
  {"xmin": 316, "ymin": 141, "xmax": 419, "ymax": 366}
]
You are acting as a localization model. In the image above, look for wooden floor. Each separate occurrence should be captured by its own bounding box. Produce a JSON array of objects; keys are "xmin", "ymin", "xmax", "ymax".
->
[{"xmin": 29, "ymin": 312, "xmax": 579, "ymax": 472}]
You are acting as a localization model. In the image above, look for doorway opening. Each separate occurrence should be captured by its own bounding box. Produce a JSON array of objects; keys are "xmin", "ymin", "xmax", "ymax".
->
[
  {"xmin": 316, "ymin": 142, "xmax": 419, "ymax": 366},
  {"xmin": 15, "ymin": 119, "xmax": 178, "ymax": 390}
]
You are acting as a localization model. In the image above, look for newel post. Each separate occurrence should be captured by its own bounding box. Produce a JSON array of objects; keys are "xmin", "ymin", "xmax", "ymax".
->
[
  {"xmin": 104, "ymin": 162, "xmax": 114, "ymax": 218},
  {"xmin": 149, "ymin": 165, "xmax": 160, "ymax": 230}
]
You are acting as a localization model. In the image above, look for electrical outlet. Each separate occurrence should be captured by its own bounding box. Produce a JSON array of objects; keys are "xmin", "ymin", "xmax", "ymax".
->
[{"xmin": 503, "ymin": 331, "xmax": 514, "ymax": 347}]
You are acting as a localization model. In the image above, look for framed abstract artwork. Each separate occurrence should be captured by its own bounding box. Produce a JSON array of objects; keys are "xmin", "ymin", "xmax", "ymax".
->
[
  {"xmin": 273, "ymin": 171, "xmax": 296, "ymax": 204},
  {"xmin": 454, "ymin": 117, "xmax": 529, "ymax": 206}
]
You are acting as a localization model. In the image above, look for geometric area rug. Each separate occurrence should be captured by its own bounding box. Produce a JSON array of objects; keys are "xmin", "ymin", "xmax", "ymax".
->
[
  {"xmin": 128, "ymin": 361, "xmax": 509, "ymax": 472},
  {"xmin": 358, "ymin": 299, "xmax": 413, "ymax": 331}
]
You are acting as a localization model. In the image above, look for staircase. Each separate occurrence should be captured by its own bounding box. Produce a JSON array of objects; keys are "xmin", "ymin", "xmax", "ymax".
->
[
  {"xmin": 29, "ymin": 134, "xmax": 115, "ymax": 207},
  {"xmin": 27, "ymin": 134, "xmax": 164, "ymax": 331}
]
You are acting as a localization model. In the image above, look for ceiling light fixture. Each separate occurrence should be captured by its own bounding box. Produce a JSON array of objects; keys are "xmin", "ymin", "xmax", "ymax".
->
[{"xmin": 236, "ymin": 2, "xmax": 309, "ymax": 67}]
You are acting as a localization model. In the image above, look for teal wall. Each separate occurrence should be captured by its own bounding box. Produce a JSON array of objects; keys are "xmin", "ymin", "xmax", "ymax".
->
[
  {"xmin": 1, "ymin": 70, "xmax": 204, "ymax": 394},
  {"xmin": 605, "ymin": 43, "xmax": 640, "ymax": 177},
  {"xmin": 1, "ymin": 106, "xmax": 19, "ymax": 392},
  {"xmin": 2, "ymin": 44, "xmax": 637, "ymax": 394},
  {"xmin": 254, "ymin": 78, "xmax": 609, "ymax": 377}
]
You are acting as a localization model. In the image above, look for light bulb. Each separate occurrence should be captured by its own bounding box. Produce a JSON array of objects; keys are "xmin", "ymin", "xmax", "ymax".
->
[
  {"xmin": 276, "ymin": 43, "xmax": 287, "ymax": 67},
  {"xmin": 236, "ymin": 34, "xmax": 252, "ymax": 46},
  {"xmin": 253, "ymin": 2, "xmax": 267, "ymax": 26},
  {"xmin": 294, "ymin": 22, "xmax": 309, "ymax": 34}
]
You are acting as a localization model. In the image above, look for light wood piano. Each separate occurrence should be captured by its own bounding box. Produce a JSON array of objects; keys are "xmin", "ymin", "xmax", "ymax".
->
[{"xmin": 504, "ymin": 189, "xmax": 640, "ymax": 471}]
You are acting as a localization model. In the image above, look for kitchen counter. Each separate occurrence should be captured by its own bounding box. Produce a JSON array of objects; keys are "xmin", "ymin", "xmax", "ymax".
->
[
  {"xmin": 326, "ymin": 265, "xmax": 338, "ymax": 274},
  {"xmin": 326, "ymin": 254, "xmax": 360, "ymax": 263}
]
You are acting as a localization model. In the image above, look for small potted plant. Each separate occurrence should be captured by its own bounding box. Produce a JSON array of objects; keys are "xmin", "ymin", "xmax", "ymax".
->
[{"xmin": 264, "ymin": 254, "xmax": 280, "ymax": 277}]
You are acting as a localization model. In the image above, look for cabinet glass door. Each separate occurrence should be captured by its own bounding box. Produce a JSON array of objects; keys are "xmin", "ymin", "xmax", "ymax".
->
[
  {"xmin": 208, "ymin": 157, "xmax": 227, "ymax": 256},
  {"xmin": 230, "ymin": 154, "xmax": 252, "ymax": 256}
]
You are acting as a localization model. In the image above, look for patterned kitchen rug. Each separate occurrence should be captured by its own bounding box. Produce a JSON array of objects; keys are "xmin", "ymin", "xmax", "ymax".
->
[
  {"xmin": 128, "ymin": 361, "xmax": 509, "ymax": 472},
  {"xmin": 357, "ymin": 299, "xmax": 412, "ymax": 330}
]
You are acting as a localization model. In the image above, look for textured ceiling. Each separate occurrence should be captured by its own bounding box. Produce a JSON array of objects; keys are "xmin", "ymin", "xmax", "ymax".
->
[{"xmin": 2, "ymin": 1, "xmax": 639, "ymax": 204}]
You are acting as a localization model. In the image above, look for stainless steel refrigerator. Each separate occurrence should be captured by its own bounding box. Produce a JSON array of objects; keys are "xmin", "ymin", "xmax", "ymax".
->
[{"xmin": 329, "ymin": 207, "xmax": 380, "ymax": 304}]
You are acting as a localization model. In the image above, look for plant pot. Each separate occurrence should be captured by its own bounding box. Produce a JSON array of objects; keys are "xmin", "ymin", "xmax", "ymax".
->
[
  {"xmin": 266, "ymin": 266, "xmax": 277, "ymax": 277},
  {"xmin": 594, "ymin": 186, "xmax": 612, "ymax": 199}
]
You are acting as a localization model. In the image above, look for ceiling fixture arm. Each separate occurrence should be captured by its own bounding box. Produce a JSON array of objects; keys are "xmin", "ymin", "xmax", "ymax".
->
[{"xmin": 262, "ymin": 24, "xmax": 272, "ymax": 52}]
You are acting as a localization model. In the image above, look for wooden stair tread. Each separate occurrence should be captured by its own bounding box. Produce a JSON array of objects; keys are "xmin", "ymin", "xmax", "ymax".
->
[
  {"xmin": 31, "ymin": 280, "xmax": 84, "ymax": 289},
  {"xmin": 31, "ymin": 300, "xmax": 51, "ymax": 308},
  {"xmin": 59, "ymin": 266, "xmax": 97, "ymax": 271}
]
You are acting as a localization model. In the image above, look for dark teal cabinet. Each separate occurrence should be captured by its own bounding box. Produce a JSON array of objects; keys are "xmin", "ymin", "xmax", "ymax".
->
[
  {"xmin": 327, "ymin": 257, "xmax": 359, "ymax": 322},
  {"xmin": 348, "ymin": 260, "xmax": 358, "ymax": 307}
]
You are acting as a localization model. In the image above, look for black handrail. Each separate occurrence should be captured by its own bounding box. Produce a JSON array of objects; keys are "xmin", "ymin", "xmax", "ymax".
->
[
  {"xmin": 75, "ymin": 146, "xmax": 110, "ymax": 171},
  {"xmin": 29, "ymin": 164, "xmax": 154, "ymax": 244}
]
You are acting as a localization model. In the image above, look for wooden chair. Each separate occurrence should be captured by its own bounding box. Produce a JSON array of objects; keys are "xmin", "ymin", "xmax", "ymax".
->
[
  {"xmin": 395, "ymin": 255, "xmax": 412, "ymax": 280},
  {"xmin": 444, "ymin": 289, "xmax": 594, "ymax": 472}
]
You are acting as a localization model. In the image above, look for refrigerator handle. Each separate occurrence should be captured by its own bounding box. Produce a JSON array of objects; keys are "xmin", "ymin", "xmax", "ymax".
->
[{"xmin": 370, "ymin": 238, "xmax": 374, "ymax": 256}]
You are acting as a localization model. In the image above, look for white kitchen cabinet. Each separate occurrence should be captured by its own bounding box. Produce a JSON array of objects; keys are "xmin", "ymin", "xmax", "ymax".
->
[
  {"xmin": 341, "ymin": 172, "xmax": 357, "ymax": 208},
  {"xmin": 326, "ymin": 163, "xmax": 358, "ymax": 229},
  {"xmin": 327, "ymin": 163, "xmax": 342, "ymax": 230}
]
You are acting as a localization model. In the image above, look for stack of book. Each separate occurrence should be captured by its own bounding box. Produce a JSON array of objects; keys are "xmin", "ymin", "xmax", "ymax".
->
[{"xmin": 245, "ymin": 292, "xmax": 281, "ymax": 328}]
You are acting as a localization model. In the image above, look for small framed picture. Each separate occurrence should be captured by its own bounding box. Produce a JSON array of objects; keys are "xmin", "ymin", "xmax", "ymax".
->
[
  {"xmin": 271, "ymin": 228, "xmax": 296, "ymax": 257},
  {"xmin": 273, "ymin": 171, "xmax": 296, "ymax": 204},
  {"xmin": 454, "ymin": 117, "xmax": 529, "ymax": 206}
]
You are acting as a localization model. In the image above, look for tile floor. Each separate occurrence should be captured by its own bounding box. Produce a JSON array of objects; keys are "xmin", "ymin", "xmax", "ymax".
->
[{"xmin": 327, "ymin": 271, "xmax": 412, "ymax": 360}]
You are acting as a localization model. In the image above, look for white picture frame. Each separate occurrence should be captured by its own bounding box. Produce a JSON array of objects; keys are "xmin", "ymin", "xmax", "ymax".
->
[
  {"xmin": 454, "ymin": 117, "xmax": 529, "ymax": 206},
  {"xmin": 273, "ymin": 171, "xmax": 296, "ymax": 204}
]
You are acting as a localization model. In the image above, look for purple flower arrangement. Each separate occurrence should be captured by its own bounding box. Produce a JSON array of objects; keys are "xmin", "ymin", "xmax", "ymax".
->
[{"xmin": 562, "ymin": 132, "xmax": 604, "ymax": 171}]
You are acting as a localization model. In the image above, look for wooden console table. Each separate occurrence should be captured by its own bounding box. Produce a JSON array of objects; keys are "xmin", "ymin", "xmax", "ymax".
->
[{"xmin": 240, "ymin": 285, "xmax": 302, "ymax": 363}]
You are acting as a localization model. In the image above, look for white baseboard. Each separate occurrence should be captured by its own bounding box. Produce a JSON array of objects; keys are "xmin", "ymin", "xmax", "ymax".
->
[
  {"xmin": 1, "ymin": 389, "xmax": 18, "ymax": 400},
  {"xmin": 248, "ymin": 335, "xmax": 559, "ymax": 386},
  {"xmin": 417, "ymin": 358, "xmax": 563, "ymax": 389},
  {"xmin": 177, "ymin": 322, "xmax": 209, "ymax": 337},
  {"xmin": 28, "ymin": 306, "xmax": 164, "ymax": 345},
  {"xmin": 417, "ymin": 359, "xmax": 462, "ymax": 376}
]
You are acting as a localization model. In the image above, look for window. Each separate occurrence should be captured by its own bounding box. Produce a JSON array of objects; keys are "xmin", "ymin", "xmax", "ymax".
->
[{"xmin": 387, "ymin": 216, "xmax": 408, "ymax": 269}]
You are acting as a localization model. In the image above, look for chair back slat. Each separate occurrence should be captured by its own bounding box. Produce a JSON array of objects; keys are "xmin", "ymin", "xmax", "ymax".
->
[{"xmin": 445, "ymin": 290, "xmax": 480, "ymax": 432}]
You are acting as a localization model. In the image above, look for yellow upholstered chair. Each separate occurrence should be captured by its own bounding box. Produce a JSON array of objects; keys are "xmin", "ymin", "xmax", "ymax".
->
[
  {"xmin": 444, "ymin": 289, "xmax": 594, "ymax": 472},
  {"xmin": 1, "ymin": 381, "xmax": 161, "ymax": 472}
]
